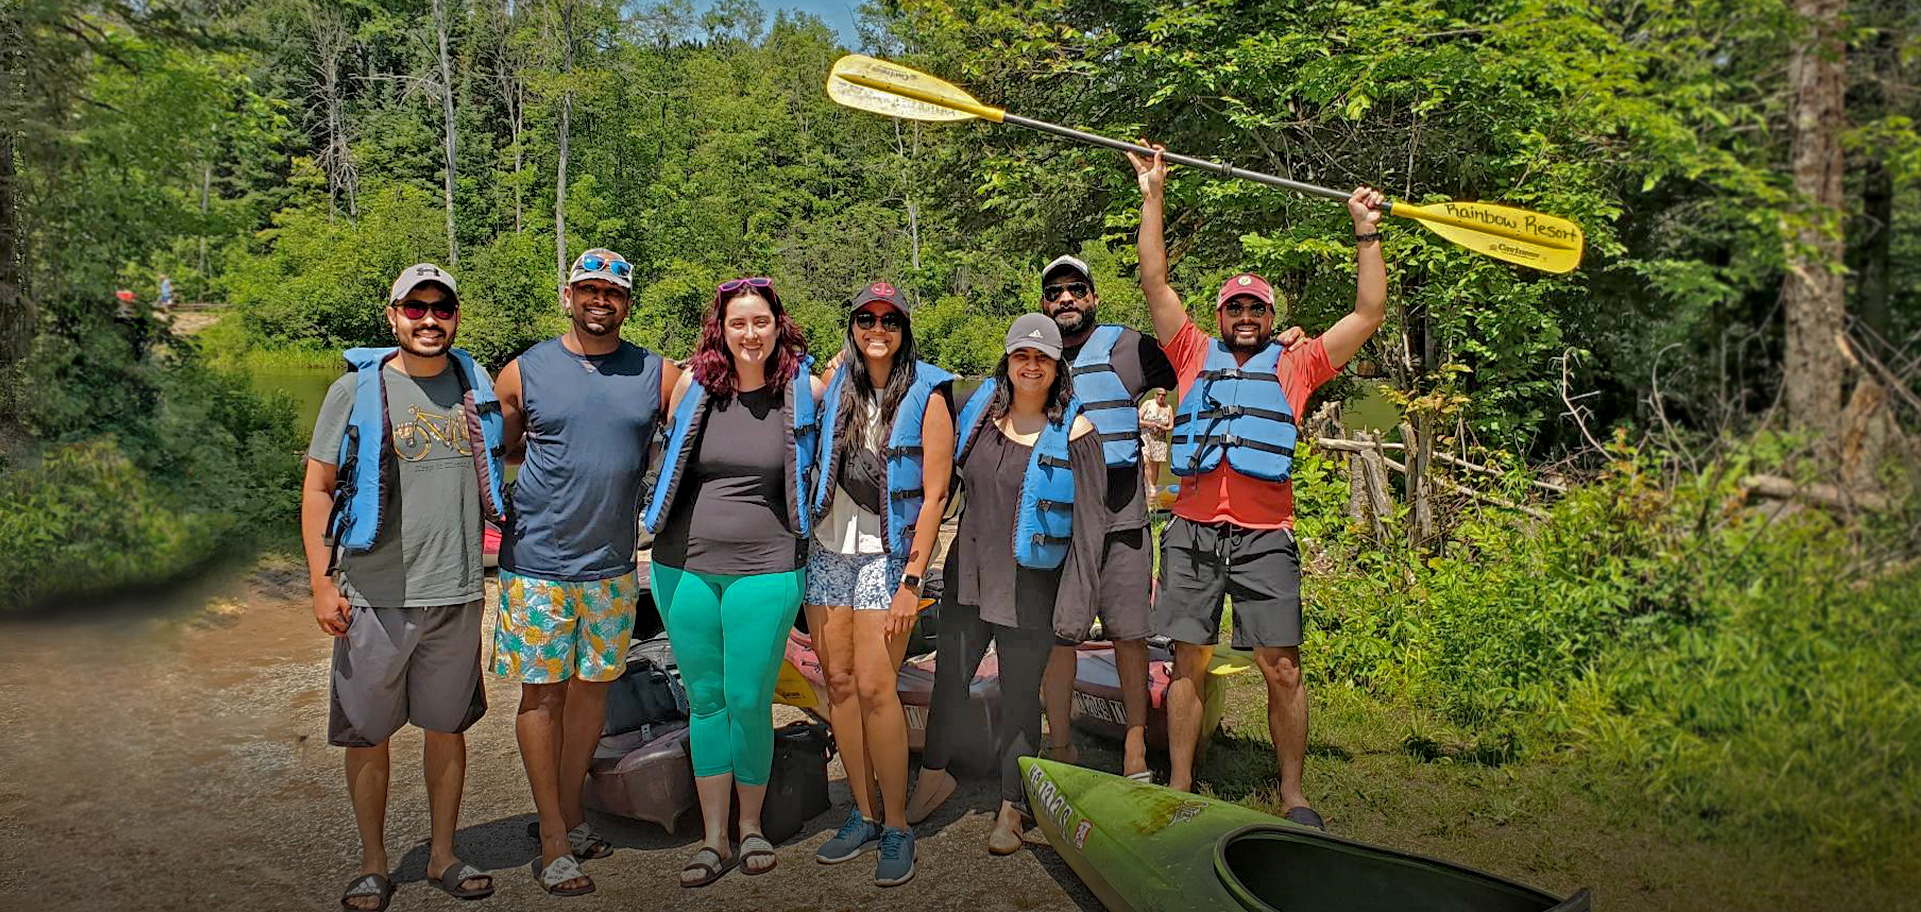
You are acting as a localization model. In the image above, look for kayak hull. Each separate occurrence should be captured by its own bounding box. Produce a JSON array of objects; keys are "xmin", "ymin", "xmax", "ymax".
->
[
  {"xmin": 583, "ymin": 722, "xmax": 696, "ymax": 833},
  {"xmin": 1069, "ymin": 641, "xmax": 1226, "ymax": 751},
  {"xmin": 1020, "ymin": 758, "xmax": 1585, "ymax": 912}
]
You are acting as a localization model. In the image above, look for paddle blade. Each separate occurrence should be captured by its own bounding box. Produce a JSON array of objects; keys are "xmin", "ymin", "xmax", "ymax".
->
[
  {"xmin": 827, "ymin": 54, "xmax": 1002, "ymax": 122},
  {"xmin": 1391, "ymin": 201, "xmax": 1585, "ymax": 274}
]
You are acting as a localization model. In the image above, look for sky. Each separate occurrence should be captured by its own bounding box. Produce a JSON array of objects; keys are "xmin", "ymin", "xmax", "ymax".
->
[{"xmin": 707, "ymin": 0, "xmax": 863, "ymax": 46}]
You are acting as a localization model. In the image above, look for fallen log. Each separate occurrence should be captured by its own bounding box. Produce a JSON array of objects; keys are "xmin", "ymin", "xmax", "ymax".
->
[{"xmin": 1741, "ymin": 474, "xmax": 1892, "ymax": 512}]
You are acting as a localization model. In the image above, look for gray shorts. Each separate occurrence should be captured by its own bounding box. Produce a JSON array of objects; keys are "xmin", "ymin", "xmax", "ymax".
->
[
  {"xmin": 1151, "ymin": 518, "xmax": 1302, "ymax": 649},
  {"xmin": 328, "ymin": 600, "xmax": 488, "ymax": 748},
  {"xmin": 1095, "ymin": 527, "xmax": 1153, "ymax": 641}
]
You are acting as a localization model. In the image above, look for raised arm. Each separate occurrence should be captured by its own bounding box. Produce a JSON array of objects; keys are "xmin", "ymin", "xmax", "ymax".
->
[
  {"xmin": 1317, "ymin": 186, "xmax": 1388, "ymax": 370},
  {"xmin": 1125, "ymin": 145, "xmax": 1188, "ymax": 347}
]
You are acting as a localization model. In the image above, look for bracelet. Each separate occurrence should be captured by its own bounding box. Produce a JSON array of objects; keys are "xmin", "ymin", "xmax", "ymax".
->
[{"xmin": 1354, "ymin": 231, "xmax": 1382, "ymax": 244}]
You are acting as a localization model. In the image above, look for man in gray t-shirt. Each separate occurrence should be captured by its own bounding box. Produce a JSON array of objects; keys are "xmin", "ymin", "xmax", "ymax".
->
[{"xmin": 299, "ymin": 263, "xmax": 497, "ymax": 909}]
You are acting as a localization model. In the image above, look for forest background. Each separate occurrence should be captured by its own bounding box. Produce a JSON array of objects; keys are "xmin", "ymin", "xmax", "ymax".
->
[{"xmin": 2, "ymin": 0, "xmax": 1919, "ymax": 905}]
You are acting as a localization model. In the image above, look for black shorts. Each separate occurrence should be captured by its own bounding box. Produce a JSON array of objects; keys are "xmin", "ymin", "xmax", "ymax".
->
[
  {"xmin": 1094, "ymin": 527, "xmax": 1152, "ymax": 641},
  {"xmin": 1151, "ymin": 517, "xmax": 1302, "ymax": 649}
]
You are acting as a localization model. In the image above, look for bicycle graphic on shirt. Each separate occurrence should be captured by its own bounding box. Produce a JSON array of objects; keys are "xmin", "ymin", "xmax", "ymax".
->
[{"xmin": 392, "ymin": 405, "xmax": 473, "ymax": 462}]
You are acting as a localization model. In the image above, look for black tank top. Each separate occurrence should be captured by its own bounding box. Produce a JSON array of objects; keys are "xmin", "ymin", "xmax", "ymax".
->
[{"xmin": 653, "ymin": 386, "xmax": 804, "ymax": 575}]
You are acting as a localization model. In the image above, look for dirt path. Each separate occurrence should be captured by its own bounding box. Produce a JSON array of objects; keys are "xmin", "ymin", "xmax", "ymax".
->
[{"xmin": 0, "ymin": 555, "xmax": 1099, "ymax": 912}]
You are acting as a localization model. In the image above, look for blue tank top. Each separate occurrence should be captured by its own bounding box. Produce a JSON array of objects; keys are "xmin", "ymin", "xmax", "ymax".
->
[{"xmin": 500, "ymin": 337, "xmax": 663, "ymax": 580}]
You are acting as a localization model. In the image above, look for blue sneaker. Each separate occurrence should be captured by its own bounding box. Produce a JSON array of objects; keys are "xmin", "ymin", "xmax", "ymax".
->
[
  {"xmin": 816, "ymin": 806, "xmax": 882, "ymax": 864},
  {"xmin": 874, "ymin": 826, "xmax": 915, "ymax": 887}
]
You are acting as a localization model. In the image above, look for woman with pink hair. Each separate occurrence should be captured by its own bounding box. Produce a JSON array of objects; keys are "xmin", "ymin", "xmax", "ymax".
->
[{"xmin": 643, "ymin": 277, "xmax": 825, "ymax": 887}]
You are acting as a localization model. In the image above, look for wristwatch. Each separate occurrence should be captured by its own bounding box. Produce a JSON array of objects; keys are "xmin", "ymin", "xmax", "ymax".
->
[{"xmin": 900, "ymin": 573, "xmax": 924, "ymax": 596}]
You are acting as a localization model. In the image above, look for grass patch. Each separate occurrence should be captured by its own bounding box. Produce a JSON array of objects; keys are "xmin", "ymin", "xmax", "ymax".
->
[{"xmin": 1198, "ymin": 681, "xmax": 1921, "ymax": 911}]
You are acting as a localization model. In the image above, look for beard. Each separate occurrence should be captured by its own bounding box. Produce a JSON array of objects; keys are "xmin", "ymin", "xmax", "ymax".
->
[
  {"xmin": 1220, "ymin": 321, "xmax": 1270, "ymax": 355},
  {"xmin": 398, "ymin": 328, "xmax": 450, "ymax": 356},
  {"xmin": 1049, "ymin": 303, "xmax": 1095, "ymax": 336}
]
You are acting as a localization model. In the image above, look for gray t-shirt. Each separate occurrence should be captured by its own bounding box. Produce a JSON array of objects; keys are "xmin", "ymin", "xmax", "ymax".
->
[{"xmin": 308, "ymin": 363, "xmax": 486, "ymax": 607}]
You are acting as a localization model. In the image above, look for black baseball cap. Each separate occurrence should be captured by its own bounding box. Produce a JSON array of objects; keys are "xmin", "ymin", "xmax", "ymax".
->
[{"xmin": 850, "ymin": 280, "xmax": 904, "ymax": 312}]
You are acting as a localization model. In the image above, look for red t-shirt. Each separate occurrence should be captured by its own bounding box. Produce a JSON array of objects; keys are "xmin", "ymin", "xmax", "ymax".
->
[{"xmin": 1162, "ymin": 320, "xmax": 1337, "ymax": 530}]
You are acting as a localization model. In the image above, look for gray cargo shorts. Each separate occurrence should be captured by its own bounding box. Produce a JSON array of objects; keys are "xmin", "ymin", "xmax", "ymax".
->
[{"xmin": 328, "ymin": 599, "xmax": 488, "ymax": 748}]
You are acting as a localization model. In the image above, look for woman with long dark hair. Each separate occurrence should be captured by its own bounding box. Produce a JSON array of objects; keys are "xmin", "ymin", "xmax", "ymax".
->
[
  {"xmin": 643, "ymin": 277, "xmax": 823, "ymax": 887},
  {"xmin": 905, "ymin": 313, "xmax": 1109, "ymax": 854},
  {"xmin": 803, "ymin": 282, "xmax": 955, "ymax": 886}
]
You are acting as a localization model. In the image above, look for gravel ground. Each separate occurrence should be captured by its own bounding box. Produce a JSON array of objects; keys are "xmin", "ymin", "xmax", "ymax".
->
[{"xmin": 0, "ymin": 558, "xmax": 1101, "ymax": 912}]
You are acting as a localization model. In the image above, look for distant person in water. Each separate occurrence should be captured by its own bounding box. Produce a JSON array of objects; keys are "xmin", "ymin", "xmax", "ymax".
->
[
  {"xmin": 492, "ymin": 248, "xmax": 680, "ymax": 896},
  {"xmin": 299, "ymin": 263, "xmax": 503, "ymax": 910}
]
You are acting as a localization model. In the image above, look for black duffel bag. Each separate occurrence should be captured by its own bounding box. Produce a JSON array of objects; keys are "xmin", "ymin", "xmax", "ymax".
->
[{"xmin": 604, "ymin": 634, "xmax": 689, "ymax": 736}]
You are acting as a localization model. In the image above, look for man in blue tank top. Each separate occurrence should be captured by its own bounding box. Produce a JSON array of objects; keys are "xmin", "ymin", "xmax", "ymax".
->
[{"xmin": 492, "ymin": 248, "xmax": 680, "ymax": 895}]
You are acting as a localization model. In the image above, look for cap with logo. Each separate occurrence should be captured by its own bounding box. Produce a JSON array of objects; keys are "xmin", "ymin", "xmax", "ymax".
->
[
  {"xmin": 390, "ymin": 263, "xmax": 458, "ymax": 305},
  {"xmin": 1216, "ymin": 273, "xmax": 1276, "ymax": 309},
  {"xmin": 1041, "ymin": 254, "xmax": 1093, "ymax": 290},
  {"xmin": 850, "ymin": 280, "xmax": 903, "ymax": 313},
  {"xmin": 1004, "ymin": 312, "xmax": 1064, "ymax": 359},
  {"xmin": 568, "ymin": 248, "xmax": 634, "ymax": 290}
]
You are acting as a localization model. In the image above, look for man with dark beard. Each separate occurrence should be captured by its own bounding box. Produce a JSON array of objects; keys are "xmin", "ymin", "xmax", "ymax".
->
[
  {"xmin": 492, "ymin": 248, "xmax": 679, "ymax": 895},
  {"xmin": 302, "ymin": 263, "xmax": 504, "ymax": 909},
  {"xmin": 1129, "ymin": 145, "xmax": 1386, "ymax": 830}
]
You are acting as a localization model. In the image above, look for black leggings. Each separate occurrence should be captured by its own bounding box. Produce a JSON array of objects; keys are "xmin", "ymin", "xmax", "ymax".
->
[{"xmin": 922, "ymin": 600, "xmax": 1054, "ymax": 807}]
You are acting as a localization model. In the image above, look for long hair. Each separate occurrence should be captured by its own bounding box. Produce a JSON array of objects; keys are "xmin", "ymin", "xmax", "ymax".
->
[
  {"xmin": 987, "ymin": 351, "xmax": 1074, "ymax": 426},
  {"xmin": 689, "ymin": 285, "xmax": 809, "ymax": 401},
  {"xmin": 833, "ymin": 312, "xmax": 920, "ymax": 462}
]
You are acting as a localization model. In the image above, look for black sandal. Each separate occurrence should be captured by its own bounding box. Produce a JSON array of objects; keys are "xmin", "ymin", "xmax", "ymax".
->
[
  {"xmin": 740, "ymin": 834, "xmax": 778, "ymax": 875},
  {"xmin": 340, "ymin": 873, "xmax": 394, "ymax": 912},
  {"xmin": 430, "ymin": 860, "xmax": 495, "ymax": 900},
  {"xmin": 680, "ymin": 846, "xmax": 735, "ymax": 888},
  {"xmin": 1283, "ymin": 805, "xmax": 1327, "ymax": 831}
]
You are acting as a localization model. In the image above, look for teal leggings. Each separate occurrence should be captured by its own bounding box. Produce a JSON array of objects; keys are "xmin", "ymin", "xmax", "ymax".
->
[{"xmin": 652, "ymin": 562, "xmax": 804, "ymax": 785}]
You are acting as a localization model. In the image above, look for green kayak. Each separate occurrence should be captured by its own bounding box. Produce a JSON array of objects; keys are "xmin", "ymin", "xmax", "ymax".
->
[{"xmin": 1020, "ymin": 758, "xmax": 1591, "ymax": 912}]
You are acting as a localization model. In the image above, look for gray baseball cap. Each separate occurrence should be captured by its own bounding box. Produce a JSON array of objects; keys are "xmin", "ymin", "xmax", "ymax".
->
[
  {"xmin": 1004, "ymin": 312, "xmax": 1063, "ymax": 359},
  {"xmin": 389, "ymin": 263, "xmax": 457, "ymax": 304},
  {"xmin": 568, "ymin": 248, "xmax": 634, "ymax": 290},
  {"xmin": 1041, "ymin": 254, "xmax": 1092, "ymax": 288}
]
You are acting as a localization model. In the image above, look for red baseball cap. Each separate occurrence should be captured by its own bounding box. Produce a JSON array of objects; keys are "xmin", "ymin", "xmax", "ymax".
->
[{"xmin": 1216, "ymin": 273, "xmax": 1275, "ymax": 309}]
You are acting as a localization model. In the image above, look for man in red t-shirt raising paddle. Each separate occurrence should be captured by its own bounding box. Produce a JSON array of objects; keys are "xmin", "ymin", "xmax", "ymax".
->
[{"xmin": 1127, "ymin": 144, "xmax": 1387, "ymax": 830}]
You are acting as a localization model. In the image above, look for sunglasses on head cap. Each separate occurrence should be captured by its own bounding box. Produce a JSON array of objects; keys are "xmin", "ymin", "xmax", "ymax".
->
[{"xmin": 576, "ymin": 254, "xmax": 632, "ymax": 279}]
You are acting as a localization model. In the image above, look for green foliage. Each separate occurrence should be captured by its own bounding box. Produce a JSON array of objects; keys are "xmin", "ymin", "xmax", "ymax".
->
[
  {"xmin": 0, "ymin": 354, "xmax": 302, "ymax": 612},
  {"xmin": 219, "ymin": 179, "xmax": 446, "ymax": 350},
  {"xmin": 1293, "ymin": 440, "xmax": 1921, "ymax": 862}
]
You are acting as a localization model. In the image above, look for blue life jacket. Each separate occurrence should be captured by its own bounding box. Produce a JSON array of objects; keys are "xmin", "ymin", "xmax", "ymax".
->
[
  {"xmin": 642, "ymin": 358, "xmax": 819, "ymax": 537},
  {"xmin": 328, "ymin": 347, "xmax": 508, "ymax": 560},
  {"xmin": 953, "ymin": 379, "xmax": 1080, "ymax": 569},
  {"xmin": 811, "ymin": 360, "xmax": 955, "ymax": 555},
  {"xmin": 1067, "ymin": 324, "xmax": 1141, "ymax": 468},
  {"xmin": 1168, "ymin": 340, "xmax": 1298, "ymax": 482}
]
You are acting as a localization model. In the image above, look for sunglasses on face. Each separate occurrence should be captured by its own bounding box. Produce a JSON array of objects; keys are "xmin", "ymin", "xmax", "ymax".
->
[
  {"xmin": 853, "ymin": 310, "xmax": 905, "ymax": 332},
  {"xmin": 1043, "ymin": 282, "xmax": 1090, "ymax": 301},
  {"xmin": 393, "ymin": 300, "xmax": 458, "ymax": 320},
  {"xmin": 1223, "ymin": 301, "xmax": 1271, "ymax": 318}
]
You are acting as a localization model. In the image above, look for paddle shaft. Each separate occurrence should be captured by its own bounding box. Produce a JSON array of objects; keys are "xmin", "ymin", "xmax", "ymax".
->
[{"xmin": 1000, "ymin": 113, "xmax": 1385, "ymax": 213}]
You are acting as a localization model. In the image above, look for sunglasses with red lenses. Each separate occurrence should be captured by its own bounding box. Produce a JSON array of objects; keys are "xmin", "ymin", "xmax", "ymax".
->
[{"xmin": 393, "ymin": 300, "xmax": 458, "ymax": 321}]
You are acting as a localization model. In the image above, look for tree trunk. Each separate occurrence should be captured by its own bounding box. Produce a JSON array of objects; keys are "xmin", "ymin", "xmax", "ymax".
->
[
  {"xmin": 433, "ymin": 0, "xmax": 459, "ymax": 266},
  {"xmin": 1400, "ymin": 418, "xmax": 1434, "ymax": 547},
  {"xmin": 1781, "ymin": 0, "xmax": 1847, "ymax": 438},
  {"xmin": 198, "ymin": 161, "xmax": 211, "ymax": 276},
  {"xmin": 0, "ymin": 128, "xmax": 30, "ymax": 369},
  {"xmin": 1856, "ymin": 157, "xmax": 1891, "ymax": 341},
  {"xmin": 554, "ymin": 0, "xmax": 574, "ymax": 298}
]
